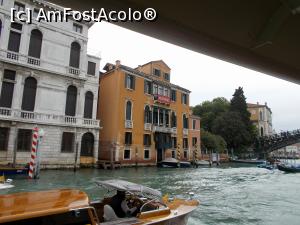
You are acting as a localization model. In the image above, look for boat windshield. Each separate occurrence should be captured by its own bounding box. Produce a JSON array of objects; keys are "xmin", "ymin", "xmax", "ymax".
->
[{"xmin": 96, "ymin": 179, "xmax": 162, "ymax": 199}]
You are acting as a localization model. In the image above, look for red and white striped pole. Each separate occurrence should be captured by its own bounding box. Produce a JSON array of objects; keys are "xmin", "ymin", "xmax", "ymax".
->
[{"xmin": 28, "ymin": 127, "xmax": 39, "ymax": 179}]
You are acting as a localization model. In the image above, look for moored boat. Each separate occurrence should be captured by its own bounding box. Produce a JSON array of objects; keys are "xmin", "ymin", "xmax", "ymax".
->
[
  {"xmin": 277, "ymin": 163, "xmax": 300, "ymax": 173},
  {"xmin": 158, "ymin": 158, "xmax": 192, "ymax": 168},
  {"xmin": 0, "ymin": 165, "xmax": 28, "ymax": 175},
  {"xmin": 0, "ymin": 180, "xmax": 199, "ymax": 225},
  {"xmin": 230, "ymin": 158, "xmax": 266, "ymax": 165},
  {"xmin": 0, "ymin": 175, "xmax": 14, "ymax": 190}
]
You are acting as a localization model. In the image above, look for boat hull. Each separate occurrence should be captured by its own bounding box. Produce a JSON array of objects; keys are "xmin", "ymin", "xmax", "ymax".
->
[
  {"xmin": 0, "ymin": 167, "xmax": 28, "ymax": 175},
  {"xmin": 230, "ymin": 159, "xmax": 265, "ymax": 164},
  {"xmin": 277, "ymin": 164, "xmax": 300, "ymax": 173},
  {"xmin": 158, "ymin": 160, "xmax": 191, "ymax": 168}
]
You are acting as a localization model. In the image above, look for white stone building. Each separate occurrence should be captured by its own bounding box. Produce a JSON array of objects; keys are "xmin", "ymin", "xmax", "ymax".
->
[
  {"xmin": 0, "ymin": 0, "xmax": 100, "ymax": 168},
  {"xmin": 247, "ymin": 102, "xmax": 273, "ymax": 136}
]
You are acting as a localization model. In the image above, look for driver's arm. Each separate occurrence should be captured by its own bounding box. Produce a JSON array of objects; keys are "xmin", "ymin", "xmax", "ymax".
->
[{"xmin": 121, "ymin": 200, "xmax": 137, "ymax": 215}]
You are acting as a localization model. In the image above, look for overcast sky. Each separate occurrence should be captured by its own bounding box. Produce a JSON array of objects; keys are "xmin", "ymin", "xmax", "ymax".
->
[{"xmin": 87, "ymin": 22, "xmax": 300, "ymax": 132}]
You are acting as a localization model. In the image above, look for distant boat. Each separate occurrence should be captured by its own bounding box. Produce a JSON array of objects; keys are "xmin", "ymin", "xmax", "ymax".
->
[
  {"xmin": 0, "ymin": 175, "xmax": 14, "ymax": 190},
  {"xmin": 195, "ymin": 160, "xmax": 210, "ymax": 166},
  {"xmin": 257, "ymin": 163, "xmax": 274, "ymax": 170},
  {"xmin": 0, "ymin": 165, "xmax": 28, "ymax": 175},
  {"xmin": 277, "ymin": 163, "xmax": 300, "ymax": 173},
  {"xmin": 230, "ymin": 159, "xmax": 266, "ymax": 165},
  {"xmin": 158, "ymin": 158, "xmax": 191, "ymax": 168}
]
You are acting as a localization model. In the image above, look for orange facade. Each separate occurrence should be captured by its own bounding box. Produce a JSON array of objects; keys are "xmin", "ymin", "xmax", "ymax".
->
[{"xmin": 98, "ymin": 60, "xmax": 201, "ymax": 166}]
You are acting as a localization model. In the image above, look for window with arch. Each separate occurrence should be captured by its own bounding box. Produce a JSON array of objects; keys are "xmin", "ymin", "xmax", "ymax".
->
[
  {"xmin": 144, "ymin": 105, "xmax": 152, "ymax": 123},
  {"xmin": 21, "ymin": 77, "xmax": 37, "ymax": 112},
  {"xmin": 65, "ymin": 85, "xmax": 77, "ymax": 116},
  {"xmin": 28, "ymin": 29, "xmax": 43, "ymax": 58},
  {"xmin": 84, "ymin": 91, "xmax": 93, "ymax": 119},
  {"xmin": 8, "ymin": 22, "xmax": 22, "ymax": 53},
  {"xmin": 259, "ymin": 111, "xmax": 263, "ymax": 121},
  {"xmin": 81, "ymin": 132, "xmax": 94, "ymax": 157},
  {"xmin": 183, "ymin": 114, "xmax": 188, "ymax": 129},
  {"xmin": 69, "ymin": 42, "xmax": 81, "ymax": 68},
  {"xmin": 126, "ymin": 101, "xmax": 132, "ymax": 121}
]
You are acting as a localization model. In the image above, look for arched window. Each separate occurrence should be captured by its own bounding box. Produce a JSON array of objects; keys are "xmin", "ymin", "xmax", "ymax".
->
[
  {"xmin": 21, "ymin": 77, "xmax": 37, "ymax": 112},
  {"xmin": 126, "ymin": 101, "xmax": 132, "ymax": 121},
  {"xmin": 28, "ymin": 29, "xmax": 43, "ymax": 58},
  {"xmin": 144, "ymin": 105, "xmax": 151, "ymax": 123},
  {"xmin": 260, "ymin": 127, "xmax": 264, "ymax": 136},
  {"xmin": 65, "ymin": 85, "xmax": 77, "ymax": 116},
  {"xmin": 183, "ymin": 114, "xmax": 188, "ymax": 129},
  {"xmin": 81, "ymin": 132, "xmax": 94, "ymax": 157},
  {"xmin": 69, "ymin": 42, "xmax": 81, "ymax": 68},
  {"xmin": 84, "ymin": 91, "xmax": 93, "ymax": 119},
  {"xmin": 171, "ymin": 112, "xmax": 177, "ymax": 127}
]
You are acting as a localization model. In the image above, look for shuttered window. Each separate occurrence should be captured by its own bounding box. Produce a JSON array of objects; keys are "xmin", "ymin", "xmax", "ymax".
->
[
  {"xmin": 65, "ymin": 85, "xmax": 77, "ymax": 116},
  {"xmin": 143, "ymin": 134, "xmax": 151, "ymax": 146},
  {"xmin": 28, "ymin": 29, "xmax": 43, "ymax": 58},
  {"xmin": 69, "ymin": 42, "xmax": 81, "ymax": 68},
  {"xmin": 125, "ymin": 101, "xmax": 132, "ymax": 120},
  {"xmin": 8, "ymin": 31, "xmax": 21, "ymax": 52},
  {"xmin": 17, "ymin": 129, "xmax": 32, "ymax": 152},
  {"xmin": 144, "ymin": 106, "xmax": 152, "ymax": 123},
  {"xmin": 61, "ymin": 132, "xmax": 74, "ymax": 152},
  {"xmin": 21, "ymin": 77, "xmax": 37, "ymax": 112},
  {"xmin": 0, "ymin": 127, "xmax": 9, "ymax": 151},
  {"xmin": 84, "ymin": 91, "xmax": 93, "ymax": 119},
  {"xmin": 0, "ymin": 70, "xmax": 16, "ymax": 108},
  {"xmin": 87, "ymin": 61, "xmax": 96, "ymax": 75},
  {"xmin": 125, "ymin": 74, "xmax": 135, "ymax": 90},
  {"xmin": 125, "ymin": 132, "xmax": 132, "ymax": 145}
]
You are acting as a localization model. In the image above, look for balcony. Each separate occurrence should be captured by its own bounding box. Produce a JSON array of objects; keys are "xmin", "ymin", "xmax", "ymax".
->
[
  {"xmin": 67, "ymin": 66, "xmax": 81, "ymax": 76},
  {"xmin": 0, "ymin": 107, "xmax": 100, "ymax": 128},
  {"xmin": 125, "ymin": 120, "xmax": 133, "ymax": 129},
  {"xmin": 171, "ymin": 127, "xmax": 177, "ymax": 134},
  {"xmin": 152, "ymin": 125, "xmax": 172, "ymax": 133},
  {"xmin": 144, "ymin": 123, "xmax": 152, "ymax": 131},
  {"xmin": 183, "ymin": 128, "xmax": 189, "ymax": 136}
]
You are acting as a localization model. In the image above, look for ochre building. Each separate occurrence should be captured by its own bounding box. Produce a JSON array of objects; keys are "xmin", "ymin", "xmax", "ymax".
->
[{"xmin": 98, "ymin": 60, "xmax": 201, "ymax": 166}]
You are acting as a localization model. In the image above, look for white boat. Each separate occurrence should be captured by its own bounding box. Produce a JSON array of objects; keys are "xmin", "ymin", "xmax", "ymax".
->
[{"xmin": 0, "ymin": 175, "xmax": 14, "ymax": 190}]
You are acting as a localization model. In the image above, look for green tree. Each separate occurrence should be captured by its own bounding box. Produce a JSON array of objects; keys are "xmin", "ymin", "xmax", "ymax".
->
[
  {"xmin": 212, "ymin": 111, "xmax": 251, "ymax": 154},
  {"xmin": 193, "ymin": 97, "xmax": 229, "ymax": 132},
  {"xmin": 201, "ymin": 129, "xmax": 227, "ymax": 153}
]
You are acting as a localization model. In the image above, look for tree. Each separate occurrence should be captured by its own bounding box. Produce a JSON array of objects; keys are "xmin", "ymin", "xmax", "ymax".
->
[
  {"xmin": 193, "ymin": 97, "xmax": 229, "ymax": 132},
  {"xmin": 212, "ymin": 111, "xmax": 251, "ymax": 154},
  {"xmin": 201, "ymin": 129, "xmax": 227, "ymax": 153}
]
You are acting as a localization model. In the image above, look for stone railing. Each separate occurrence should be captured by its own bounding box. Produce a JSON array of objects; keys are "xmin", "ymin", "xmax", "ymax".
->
[
  {"xmin": 0, "ymin": 107, "xmax": 100, "ymax": 128},
  {"xmin": 144, "ymin": 123, "xmax": 152, "ymax": 131},
  {"xmin": 125, "ymin": 120, "xmax": 133, "ymax": 129},
  {"xmin": 152, "ymin": 125, "xmax": 172, "ymax": 133},
  {"xmin": 0, "ymin": 49, "xmax": 84, "ymax": 79}
]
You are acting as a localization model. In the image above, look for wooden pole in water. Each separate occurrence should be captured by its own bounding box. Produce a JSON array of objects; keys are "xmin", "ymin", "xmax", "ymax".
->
[
  {"xmin": 12, "ymin": 127, "xmax": 18, "ymax": 168},
  {"xmin": 74, "ymin": 142, "xmax": 79, "ymax": 172}
]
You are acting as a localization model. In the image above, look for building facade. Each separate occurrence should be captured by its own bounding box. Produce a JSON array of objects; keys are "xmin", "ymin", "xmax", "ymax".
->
[
  {"xmin": 98, "ymin": 60, "xmax": 201, "ymax": 166},
  {"xmin": 0, "ymin": 0, "xmax": 100, "ymax": 168},
  {"xmin": 247, "ymin": 102, "xmax": 273, "ymax": 136}
]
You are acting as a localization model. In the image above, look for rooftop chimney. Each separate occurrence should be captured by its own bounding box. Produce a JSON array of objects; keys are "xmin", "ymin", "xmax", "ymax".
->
[
  {"xmin": 257, "ymin": 102, "xmax": 259, "ymax": 105},
  {"xmin": 265, "ymin": 102, "xmax": 267, "ymax": 106},
  {"xmin": 116, "ymin": 60, "xmax": 121, "ymax": 68},
  {"xmin": 137, "ymin": 65, "xmax": 142, "ymax": 72}
]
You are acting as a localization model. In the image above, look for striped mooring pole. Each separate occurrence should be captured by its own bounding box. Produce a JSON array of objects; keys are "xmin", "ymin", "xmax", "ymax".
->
[{"xmin": 28, "ymin": 127, "xmax": 39, "ymax": 179}]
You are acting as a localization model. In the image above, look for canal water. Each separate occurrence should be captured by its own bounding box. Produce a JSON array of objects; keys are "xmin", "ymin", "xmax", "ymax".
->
[{"xmin": 1, "ymin": 164, "xmax": 300, "ymax": 225}]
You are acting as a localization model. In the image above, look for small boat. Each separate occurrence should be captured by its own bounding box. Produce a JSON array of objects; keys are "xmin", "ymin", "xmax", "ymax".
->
[
  {"xmin": 277, "ymin": 163, "xmax": 300, "ymax": 173},
  {"xmin": 257, "ymin": 163, "xmax": 274, "ymax": 170},
  {"xmin": 0, "ymin": 175, "xmax": 14, "ymax": 190},
  {"xmin": 158, "ymin": 158, "xmax": 191, "ymax": 168},
  {"xmin": 0, "ymin": 165, "xmax": 28, "ymax": 175},
  {"xmin": 230, "ymin": 158, "xmax": 266, "ymax": 165},
  {"xmin": 195, "ymin": 160, "xmax": 211, "ymax": 167},
  {"xmin": 0, "ymin": 180, "xmax": 199, "ymax": 225}
]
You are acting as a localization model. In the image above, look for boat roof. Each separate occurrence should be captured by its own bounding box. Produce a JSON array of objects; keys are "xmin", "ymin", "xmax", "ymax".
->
[
  {"xmin": 96, "ymin": 179, "xmax": 162, "ymax": 199},
  {"xmin": 0, "ymin": 189, "xmax": 89, "ymax": 223}
]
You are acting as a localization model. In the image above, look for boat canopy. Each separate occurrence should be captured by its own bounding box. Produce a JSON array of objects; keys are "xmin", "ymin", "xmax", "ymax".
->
[{"xmin": 96, "ymin": 179, "xmax": 162, "ymax": 199}]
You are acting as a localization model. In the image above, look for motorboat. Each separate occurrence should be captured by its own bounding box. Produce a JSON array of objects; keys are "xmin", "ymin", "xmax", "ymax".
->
[
  {"xmin": 158, "ymin": 158, "xmax": 192, "ymax": 168},
  {"xmin": 0, "ymin": 165, "xmax": 28, "ymax": 175},
  {"xmin": 277, "ymin": 163, "xmax": 300, "ymax": 173},
  {"xmin": 230, "ymin": 158, "xmax": 266, "ymax": 164},
  {"xmin": 0, "ymin": 175, "xmax": 14, "ymax": 190},
  {"xmin": 195, "ymin": 160, "xmax": 211, "ymax": 167},
  {"xmin": 0, "ymin": 179, "xmax": 199, "ymax": 225}
]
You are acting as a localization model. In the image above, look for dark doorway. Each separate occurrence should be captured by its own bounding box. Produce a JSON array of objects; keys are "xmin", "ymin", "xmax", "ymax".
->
[{"xmin": 80, "ymin": 132, "xmax": 94, "ymax": 157}]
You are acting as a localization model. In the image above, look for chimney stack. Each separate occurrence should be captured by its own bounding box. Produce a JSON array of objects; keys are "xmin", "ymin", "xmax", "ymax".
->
[
  {"xmin": 257, "ymin": 102, "xmax": 259, "ymax": 105},
  {"xmin": 116, "ymin": 60, "xmax": 121, "ymax": 68},
  {"xmin": 137, "ymin": 65, "xmax": 142, "ymax": 72}
]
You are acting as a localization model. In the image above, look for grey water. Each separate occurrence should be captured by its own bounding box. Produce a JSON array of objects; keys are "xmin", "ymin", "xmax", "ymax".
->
[{"xmin": 1, "ymin": 164, "xmax": 300, "ymax": 225}]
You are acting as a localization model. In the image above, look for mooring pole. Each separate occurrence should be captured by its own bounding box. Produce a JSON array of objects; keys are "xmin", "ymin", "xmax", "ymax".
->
[{"xmin": 74, "ymin": 142, "xmax": 79, "ymax": 172}]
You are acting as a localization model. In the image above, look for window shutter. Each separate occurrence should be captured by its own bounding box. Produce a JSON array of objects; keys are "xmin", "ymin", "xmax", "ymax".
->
[
  {"xmin": 132, "ymin": 76, "xmax": 135, "ymax": 90},
  {"xmin": 8, "ymin": 31, "xmax": 21, "ymax": 52},
  {"xmin": 125, "ymin": 74, "xmax": 128, "ymax": 88}
]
